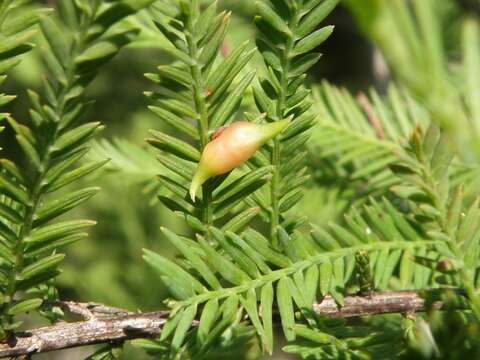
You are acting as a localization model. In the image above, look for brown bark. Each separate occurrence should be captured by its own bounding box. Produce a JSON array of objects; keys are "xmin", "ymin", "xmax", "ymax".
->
[{"xmin": 0, "ymin": 290, "xmax": 459, "ymax": 358}]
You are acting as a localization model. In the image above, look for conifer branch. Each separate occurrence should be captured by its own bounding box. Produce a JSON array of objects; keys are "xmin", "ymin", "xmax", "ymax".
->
[
  {"xmin": 0, "ymin": 0, "xmax": 154, "ymax": 334},
  {"xmin": 253, "ymin": 0, "xmax": 338, "ymax": 246},
  {"xmin": 183, "ymin": 0, "xmax": 214, "ymax": 231},
  {"xmin": 0, "ymin": 289, "xmax": 462, "ymax": 358}
]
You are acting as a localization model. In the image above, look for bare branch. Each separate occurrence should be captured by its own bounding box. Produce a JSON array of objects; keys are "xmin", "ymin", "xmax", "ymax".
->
[
  {"xmin": 56, "ymin": 302, "xmax": 133, "ymax": 320},
  {"xmin": 313, "ymin": 290, "xmax": 446, "ymax": 317},
  {"xmin": 0, "ymin": 290, "xmax": 462, "ymax": 358},
  {"xmin": 0, "ymin": 311, "xmax": 168, "ymax": 358}
]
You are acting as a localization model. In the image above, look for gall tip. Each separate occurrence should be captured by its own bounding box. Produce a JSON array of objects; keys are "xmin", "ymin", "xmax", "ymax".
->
[
  {"xmin": 189, "ymin": 183, "xmax": 197, "ymax": 202},
  {"xmin": 189, "ymin": 165, "xmax": 211, "ymax": 202}
]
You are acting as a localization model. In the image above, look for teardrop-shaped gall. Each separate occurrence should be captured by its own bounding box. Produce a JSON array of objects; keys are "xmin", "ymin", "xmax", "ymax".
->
[{"xmin": 190, "ymin": 119, "xmax": 290, "ymax": 201}]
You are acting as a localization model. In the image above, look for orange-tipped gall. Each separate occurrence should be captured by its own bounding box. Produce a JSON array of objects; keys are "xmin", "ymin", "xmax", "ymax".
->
[{"xmin": 190, "ymin": 119, "xmax": 290, "ymax": 201}]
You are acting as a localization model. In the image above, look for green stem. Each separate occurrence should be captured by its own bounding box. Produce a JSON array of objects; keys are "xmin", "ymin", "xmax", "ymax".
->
[
  {"xmin": 3, "ymin": 175, "xmax": 43, "ymax": 323},
  {"xmin": 270, "ymin": 14, "xmax": 298, "ymax": 248},
  {"xmin": 184, "ymin": 4, "xmax": 213, "ymax": 232},
  {"xmin": 178, "ymin": 240, "xmax": 440, "ymax": 307}
]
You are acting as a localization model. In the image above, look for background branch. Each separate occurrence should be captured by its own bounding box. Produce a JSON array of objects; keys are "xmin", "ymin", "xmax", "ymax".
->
[{"xmin": 0, "ymin": 289, "xmax": 462, "ymax": 358}]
